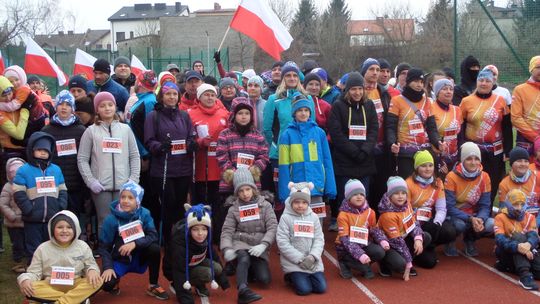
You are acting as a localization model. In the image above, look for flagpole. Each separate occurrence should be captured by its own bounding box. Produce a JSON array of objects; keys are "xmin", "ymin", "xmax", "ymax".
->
[{"xmin": 217, "ymin": 26, "xmax": 231, "ymax": 53}]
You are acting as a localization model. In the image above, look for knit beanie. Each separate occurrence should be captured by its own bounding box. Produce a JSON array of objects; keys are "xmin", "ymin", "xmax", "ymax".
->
[
  {"xmin": 241, "ymin": 69, "xmax": 256, "ymax": 80},
  {"xmin": 339, "ymin": 73, "xmax": 350, "ymax": 86},
  {"xmin": 484, "ymin": 65, "xmax": 498, "ymax": 77},
  {"xmin": 344, "ymin": 72, "xmax": 364, "ymax": 93},
  {"xmin": 395, "ymin": 63, "xmax": 411, "ymax": 77},
  {"xmin": 4, "ymin": 65, "xmax": 27, "ymax": 85},
  {"xmin": 27, "ymin": 75, "xmax": 41, "ymax": 84},
  {"xmin": 303, "ymin": 72, "xmax": 321, "ymax": 87},
  {"xmin": 386, "ymin": 176, "xmax": 408, "ymax": 196},
  {"xmin": 114, "ymin": 56, "xmax": 130, "ymax": 69},
  {"xmin": 360, "ymin": 58, "xmax": 380, "ymax": 76},
  {"xmin": 529, "ymin": 56, "xmax": 540, "ymax": 73},
  {"xmin": 136, "ymin": 70, "xmax": 157, "ymax": 91},
  {"xmin": 54, "ymin": 90, "xmax": 76, "ymax": 111},
  {"xmin": 477, "ymin": 68, "xmax": 494, "ymax": 82},
  {"xmin": 192, "ymin": 60, "xmax": 204, "ymax": 70},
  {"xmin": 406, "ymin": 68, "xmax": 424, "ymax": 85},
  {"xmin": 248, "ymin": 75, "xmax": 264, "ymax": 88},
  {"xmin": 204, "ymin": 75, "xmax": 218, "ymax": 86},
  {"xmin": 302, "ymin": 59, "xmax": 319, "ymax": 74},
  {"xmin": 460, "ymin": 142, "xmax": 481, "ymax": 163},
  {"xmin": 120, "ymin": 181, "xmax": 145, "ymax": 209},
  {"xmin": 288, "ymin": 182, "xmax": 313, "ymax": 204},
  {"xmin": 68, "ymin": 75, "xmax": 88, "ymax": 93},
  {"xmin": 75, "ymin": 99, "xmax": 94, "ymax": 115},
  {"xmin": 272, "ymin": 61, "xmax": 284, "ymax": 69},
  {"xmin": 281, "ymin": 61, "xmax": 300, "ymax": 80},
  {"xmin": 233, "ymin": 167, "xmax": 257, "ymax": 195},
  {"xmin": 291, "ymin": 95, "xmax": 311, "ymax": 118},
  {"xmin": 311, "ymin": 68, "xmax": 328, "ymax": 82},
  {"xmin": 378, "ymin": 58, "xmax": 391, "ymax": 71},
  {"xmin": 344, "ymin": 179, "xmax": 366, "ymax": 201},
  {"xmin": 182, "ymin": 203, "xmax": 218, "ymax": 291},
  {"xmin": 93, "ymin": 91, "xmax": 116, "ymax": 112},
  {"xmin": 219, "ymin": 77, "xmax": 236, "ymax": 90},
  {"xmin": 433, "ymin": 78, "xmax": 454, "ymax": 99},
  {"xmin": 6, "ymin": 157, "xmax": 25, "ymax": 182},
  {"xmin": 93, "ymin": 58, "xmax": 111, "ymax": 74},
  {"xmin": 50, "ymin": 212, "xmax": 77, "ymax": 243},
  {"xmin": 197, "ymin": 83, "xmax": 217, "ymax": 100},
  {"xmin": 158, "ymin": 71, "xmax": 176, "ymax": 86},
  {"xmin": 507, "ymin": 188, "xmax": 527, "ymax": 206},
  {"xmin": 414, "ymin": 150, "xmax": 434, "ymax": 169},
  {"xmin": 160, "ymin": 82, "xmax": 179, "ymax": 95},
  {"xmin": 509, "ymin": 147, "xmax": 529, "ymax": 166}
]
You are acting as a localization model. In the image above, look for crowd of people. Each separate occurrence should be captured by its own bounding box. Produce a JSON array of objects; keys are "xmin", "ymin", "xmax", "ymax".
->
[{"xmin": 0, "ymin": 52, "xmax": 539, "ymax": 304}]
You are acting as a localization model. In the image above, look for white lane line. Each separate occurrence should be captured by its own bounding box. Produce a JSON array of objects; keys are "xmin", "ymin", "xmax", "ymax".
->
[
  {"xmin": 323, "ymin": 250, "xmax": 384, "ymax": 304},
  {"xmin": 459, "ymin": 251, "xmax": 540, "ymax": 297}
]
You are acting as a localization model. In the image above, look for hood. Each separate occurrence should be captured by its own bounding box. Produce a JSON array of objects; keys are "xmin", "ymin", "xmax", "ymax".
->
[
  {"xmin": 109, "ymin": 200, "xmax": 143, "ymax": 221},
  {"xmin": 460, "ymin": 55, "xmax": 480, "ymax": 88},
  {"xmin": 47, "ymin": 210, "xmax": 81, "ymax": 247},
  {"xmin": 6, "ymin": 157, "xmax": 25, "ymax": 182},
  {"xmin": 0, "ymin": 75, "xmax": 14, "ymax": 92},
  {"xmin": 288, "ymin": 119, "xmax": 318, "ymax": 133},
  {"xmin": 283, "ymin": 197, "xmax": 314, "ymax": 217},
  {"xmin": 26, "ymin": 131, "xmax": 56, "ymax": 166},
  {"xmin": 378, "ymin": 193, "xmax": 407, "ymax": 214}
]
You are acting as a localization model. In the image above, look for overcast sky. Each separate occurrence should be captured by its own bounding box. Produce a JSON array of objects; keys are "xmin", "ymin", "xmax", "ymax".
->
[{"xmin": 63, "ymin": 0, "xmax": 510, "ymax": 32}]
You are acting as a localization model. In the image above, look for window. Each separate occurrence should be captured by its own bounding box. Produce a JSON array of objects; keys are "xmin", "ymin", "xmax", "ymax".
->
[
  {"xmin": 116, "ymin": 32, "xmax": 125, "ymax": 41},
  {"xmin": 130, "ymin": 31, "xmax": 134, "ymax": 39},
  {"xmin": 95, "ymin": 44, "xmax": 103, "ymax": 49}
]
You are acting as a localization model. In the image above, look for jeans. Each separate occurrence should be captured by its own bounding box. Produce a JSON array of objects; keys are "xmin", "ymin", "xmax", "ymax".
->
[
  {"xmin": 8, "ymin": 227, "xmax": 26, "ymax": 262},
  {"xmin": 496, "ymin": 233, "xmax": 540, "ymax": 278},
  {"xmin": 451, "ymin": 217, "xmax": 494, "ymax": 241},
  {"xmin": 236, "ymin": 249, "xmax": 271, "ymax": 288},
  {"xmin": 287, "ymin": 272, "xmax": 327, "ymax": 295}
]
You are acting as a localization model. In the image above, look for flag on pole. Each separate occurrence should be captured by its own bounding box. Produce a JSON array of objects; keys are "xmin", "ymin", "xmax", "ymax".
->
[
  {"xmin": 24, "ymin": 37, "xmax": 68, "ymax": 86},
  {"xmin": 130, "ymin": 54, "xmax": 147, "ymax": 77},
  {"xmin": 0, "ymin": 50, "xmax": 5, "ymax": 74},
  {"xmin": 73, "ymin": 48, "xmax": 97, "ymax": 80},
  {"xmin": 230, "ymin": 0, "xmax": 293, "ymax": 61}
]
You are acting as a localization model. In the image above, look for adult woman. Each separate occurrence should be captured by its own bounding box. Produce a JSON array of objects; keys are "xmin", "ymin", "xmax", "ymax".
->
[
  {"xmin": 303, "ymin": 72, "xmax": 331, "ymax": 132},
  {"xmin": 218, "ymin": 77, "xmax": 247, "ymax": 111}
]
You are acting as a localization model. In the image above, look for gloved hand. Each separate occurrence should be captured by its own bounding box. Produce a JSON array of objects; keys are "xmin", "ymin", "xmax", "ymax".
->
[
  {"xmin": 20, "ymin": 95, "xmax": 36, "ymax": 111},
  {"xmin": 359, "ymin": 254, "xmax": 371, "ymax": 264},
  {"xmin": 223, "ymin": 249, "xmax": 237, "ymax": 262},
  {"xmin": 249, "ymin": 166, "xmax": 261, "ymax": 182},
  {"xmin": 248, "ymin": 244, "xmax": 267, "ymax": 257},
  {"xmin": 222, "ymin": 169, "xmax": 235, "ymax": 185},
  {"xmin": 160, "ymin": 138, "xmax": 172, "ymax": 153},
  {"xmin": 213, "ymin": 51, "xmax": 221, "ymax": 63},
  {"xmin": 299, "ymin": 254, "xmax": 316, "ymax": 270},
  {"xmin": 89, "ymin": 180, "xmax": 105, "ymax": 194}
]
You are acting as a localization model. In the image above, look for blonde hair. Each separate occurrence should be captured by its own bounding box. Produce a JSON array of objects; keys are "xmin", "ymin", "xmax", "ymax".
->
[{"xmin": 275, "ymin": 78, "xmax": 308, "ymax": 99}]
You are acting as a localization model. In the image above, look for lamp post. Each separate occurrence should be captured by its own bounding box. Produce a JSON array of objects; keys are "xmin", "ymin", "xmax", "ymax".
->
[{"xmin": 206, "ymin": 31, "xmax": 210, "ymax": 75}]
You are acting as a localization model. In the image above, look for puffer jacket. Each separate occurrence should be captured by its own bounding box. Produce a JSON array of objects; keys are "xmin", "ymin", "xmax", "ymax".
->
[
  {"xmin": 87, "ymin": 77, "xmax": 129, "ymax": 112},
  {"xmin": 0, "ymin": 157, "xmax": 26, "ymax": 228}
]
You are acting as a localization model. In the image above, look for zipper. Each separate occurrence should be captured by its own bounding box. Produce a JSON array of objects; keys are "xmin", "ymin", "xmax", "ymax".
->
[
  {"xmin": 109, "ymin": 124, "xmax": 116, "ymax": 192},
  {"xmin": 42, "ymin": 168, "xmax": 48, "ymax": 222}
]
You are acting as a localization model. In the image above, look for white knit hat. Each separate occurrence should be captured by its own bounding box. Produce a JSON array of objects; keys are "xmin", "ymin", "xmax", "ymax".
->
[{"xmin": 460, "ymin": 142, "xmax": 481, "ymax": 163}]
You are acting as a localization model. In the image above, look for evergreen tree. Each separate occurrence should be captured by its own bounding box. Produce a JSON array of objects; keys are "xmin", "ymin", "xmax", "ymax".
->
[
  {"xmin": 318, "ymin": 0, "xmax": 352, "ymax": 78},
  {"xmin": 290, "ymin": 0, "xmax": 318, "ymax": 45}
]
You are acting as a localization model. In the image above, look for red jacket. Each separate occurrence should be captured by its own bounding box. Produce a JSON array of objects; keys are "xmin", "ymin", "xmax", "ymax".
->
[{"xmin": 313, "ymin": 96, "xmax": 331, "ymax": 132}]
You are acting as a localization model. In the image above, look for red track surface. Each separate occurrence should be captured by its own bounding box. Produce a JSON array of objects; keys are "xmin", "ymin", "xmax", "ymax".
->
[{"xmin": 89, "ymin": 228, "xmax": 540, "ymax": 304}]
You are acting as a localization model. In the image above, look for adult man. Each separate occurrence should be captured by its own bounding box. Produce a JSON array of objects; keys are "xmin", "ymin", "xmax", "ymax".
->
[
  {"xmin": 166, "ymin": 63, "xmax": 181, "ymax": 78},
  {"xmin": 111, "ymin": 56, "xmax": 136, "ymax": 93},
  {"xmin": 262, "ymin": 61, "xmax": 283, "ymax": 100},
  {"xmin": 87, "ymin": 58, "xmax": 129, "ymax": 113},
  {"xmin": 192, "ymin": 60, "xmax": 205, "ymax": 76},
  {"xmin": 68, "ymin": 75, "xmax": 94, "ymax": 126},
  {"xmin": 377, "ymin": 58, "xmax": 400, "ymax": 97},
  {"xmin": 453, "ymin": 55, "xmax": 480, "ymax": 105},
  {"xmin": 179, "ymin": 70, "xmax": 203, "ymax": 111},
  {"xmin": 394, "ymin": 62, "xmax": 411, "ymax": 92}
]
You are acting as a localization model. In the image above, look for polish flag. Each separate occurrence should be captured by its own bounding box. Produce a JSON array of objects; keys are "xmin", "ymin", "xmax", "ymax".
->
[
  {"xmin": 230, "ymin": 0, "xmax": 293, "ymax": 61},
  {"xmin": 130, "ymin": 54, "xmax": 147, "ymax": 77},
  {"xmin": 24, "ymin": 37, "xmax": 67, "ymax": 86},
  {"xmin": 0, "ymin": 50, "xmax": 5, "ymax": 74},
  {"xmin": 73, "ymin": 48, "xmax": 97, "ymax": 80}
]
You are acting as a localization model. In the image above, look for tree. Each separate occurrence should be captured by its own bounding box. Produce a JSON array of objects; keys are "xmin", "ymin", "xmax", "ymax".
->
[
  {"xmin": 290, "ymin": 0, "xmax": 318, "ymax": 45},
  {"xmin": 267, "ymin": 0, "xmax": 294, "ymax": 28},
  {"xmin": 514, "ymin": 0, "xmax": 540, "ymax": 58},
  {"xmin": 318, "ymin": 0, "xmax": 352, "ymax": 78},
  {"xmin": 417, "ymin": 0, "xmax": 454, "ymax": 69}
]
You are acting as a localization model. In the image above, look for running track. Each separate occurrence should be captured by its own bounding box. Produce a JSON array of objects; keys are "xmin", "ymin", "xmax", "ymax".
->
[{"xmin": 89, "ymin": 228, "xmax": 540, "ymax": 304}]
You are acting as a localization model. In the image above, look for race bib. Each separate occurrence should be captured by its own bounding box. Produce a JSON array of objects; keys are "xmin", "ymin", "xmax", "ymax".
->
[
  {"xmin": 402, "ymin": 212, "xmax": 416, "ymax": 236},
  {"xmin": 416, "ymin": 207, "xmax": 432, "ymax": 222},
  {"xmin": 171, "ymin": 140, "xmax": 187, "ymax": 155},
  {"xmin": 239, "ymin": 203, "xmax": 260, "ymax": 222},
  {"xmin": 493, "ymin": 140, "xmax": 503, "ymax": 156},
  {"xmin": 527, "ymin": 207, "xmax": 539, "ymax": 218},
  {"xmin": 408, "ymin": 118, "xmax": 425, "ymax": 135},
  {"xmin": 293, "ymin": 220, "xmax": 314, "ymax": 238},
  {"xmin": 50, "ymin": 266, "xmax": 75, "ymax": 285},
  {"xmin": 349, "ymin": 125, "xmax": 367, "ymax": 141},
  {"xmin": 372, "ymin": 99, "xmax": 384, "ymax": 114},
  {"xmin": 102, "ymin": 137, "xmax": 122, "ymax": 154},
  {"xmin": 208, "ymin": 142, "xmax": 217, "ymax": 157},
  {"xmin": 36, "ymin": 176, "xmax": 56, "ymax": 194},
  {"xmin": 118, "ymin": 220, "xmax": 145, "ymax": 243},
  {"xmin": 444, "ymin": 127, "xmax": 458, "ymax": 141},
  {"xmin": 310, "ymin": 202, "xmax": 326, "ymax": 218},
  {"xmin": 349, "ymin": 226, "xmax": 369, "ymax": 245},
  {"xmin": 273, "ymin": 168, "xmax": 279, "ymax": 182},
  {"xmin": 56, "ymin": 139, "xmax": 77, "ymax": 156},
  {"xmin": 237, "ymin": 153, "xmax": 255, "ymax": 169}
]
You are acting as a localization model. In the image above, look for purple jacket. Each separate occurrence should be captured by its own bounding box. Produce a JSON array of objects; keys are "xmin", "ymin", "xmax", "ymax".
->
[{"xmin": 144, "ymin": 106, "xmax": 195, "ymax": 178}]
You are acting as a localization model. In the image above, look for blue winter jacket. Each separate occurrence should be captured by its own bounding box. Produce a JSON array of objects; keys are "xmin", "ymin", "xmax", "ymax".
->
[
  {"xmin": 129, "ymin": 92, "xmax": 157, "ymax": 158},
  {"xmin": 87, "ymin": 77, "xmax": 129, "ymax": 112},
  {"xmin": 320, "ymin": 85, "xmax": 341, "ymax": 104},
  {"xmin": 278, "ymin": 120, "xmax": 336, "ymax": 202}
]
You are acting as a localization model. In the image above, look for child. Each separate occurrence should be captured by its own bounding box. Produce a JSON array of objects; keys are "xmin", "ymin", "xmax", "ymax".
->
[
  {"xmin": 377, "ymin": 176, "xmax": 431, "ymax": 281},
  {"xmin": 406, "ymin": 151, "xmax": 456, "ymax": 264},
  {"xmin": 164, "ymin": 203, "xmax": 230, "ymax": 304},
  {"xmin": 278, "ymin": 95, "xmax": 336, "ymax": 218},
  {"xmin": 13, "ymin": 132, "xmax": 68, "ymax": 258},
  {"xmin": 77, "ymin": 91, "xmax": 140, "ymax": 231},
  {"xmin": 17, "ymin": 210, "xmax": 102, "ymax": 303},
  {"xmin": 336, "ymin": 179, "xmax": 389, "ymax": 279},
  {"xmin": 220, "ymin": 168, "xmax": 277, "ymax": 303},
  {"xmin": 99, "ymin": 181, "xmax": 168, "ymax": 300},
  {"xmin": 0, "ymin": 157, "xmax": 26, "ymax": 272},
  {"xmin": 494, "ymin": 189, "xmax": 540, "ymax": 290},
  {"xmin": 276, "ymin": 182, "xmax": 326, "ymax": 295}
]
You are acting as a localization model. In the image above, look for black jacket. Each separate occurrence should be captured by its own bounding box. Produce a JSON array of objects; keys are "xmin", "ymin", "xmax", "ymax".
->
[
  {"xmin": 328, "ymin": 96, "xmax": 379, "ymax": 177},
  {"xmin": 112, "ymin": 73, "xmax": 136, "ymax": 93}
]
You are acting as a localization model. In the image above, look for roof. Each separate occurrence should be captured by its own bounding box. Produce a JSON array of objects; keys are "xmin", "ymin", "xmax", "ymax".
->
[
  {"xmin": 108, "ymin": 3, "xmax": 189, "ymax": 21},
  {"xmin": 347, "ymin": 19, "xmax": 415, "ymax": 42},
  {"xmin": 34, "ymin": 29, "xmax": 110, "ymax": 51}
]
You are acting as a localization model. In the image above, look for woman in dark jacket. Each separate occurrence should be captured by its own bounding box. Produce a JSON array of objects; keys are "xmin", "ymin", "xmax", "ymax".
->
[
  {"xmin": 144, "ymin": 82, "xmax": 196, "ymax": 246},
  {"xmin": 328, "ymin": 72, "xmax": 379, "ymax": 231}
]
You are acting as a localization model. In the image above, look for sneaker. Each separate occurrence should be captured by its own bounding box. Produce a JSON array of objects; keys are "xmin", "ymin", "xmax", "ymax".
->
[
  {"xmin": 169, "ymin": 282, "xmax": 176, "ymax": 295},
  {"xmin": 464, "ymin": 241, "xmax": 479, "ymax": 257},
  {"xmin": 338, "ymin": 261, "xmax": 352, "ymax": 279},
  {"xmin": 363, "ymin": 268, "xmax": 375, "ymax": 279},
  {"xmin": 92, "ymin": 249, "xmax": 101, "ymax": 259},
  {"xmin": 444, "ymin": 242, "xmax": 459, "ymax": 257},
  {"xmin": 519, "ymin": 275, "xmax": 539, "ymax": 290},
  {"xmin": 409, "ymin": 268, "xmax": 418, "ymax": 276},
  {"xmin": 237, "ymin": 287, "xmax": 262, "ymax": 304},
  {"xmin": 378, "ymin": 263, "xmax": 391, "ymax": 277},
  {"xmin": 494, "ymin": 260, "xmax": 512, "ymax": 273},
  {"xmin": 196, "ymin": 285, "xmax": 209, "ymax": 297},
  {"xmin": 328, "ymin": 219, "xmax": 338, "ymax": 232},
  {"xmin": 147, "ymin": 284, "xmax": 169, "ymax": 300},
  {"xmin": 225, "ymin": 261, "xmax": 236, "ymax": 276}
]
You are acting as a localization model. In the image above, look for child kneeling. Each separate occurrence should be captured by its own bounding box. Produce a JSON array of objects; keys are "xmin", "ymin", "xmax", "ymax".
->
[
  {"xmin": 277, "ymin": 182, "xmax": 326, "ymax": 295},
  {"xmin": 221, "ymin": 168, "xmax": 278, "ymax": 303},
  {"xmin": 99, "ymin": 181, "xmax": 168, "ymax": 300},
  {"xmin": 18, "ymin": 210, "xmax": 102, "ymax": 303}
]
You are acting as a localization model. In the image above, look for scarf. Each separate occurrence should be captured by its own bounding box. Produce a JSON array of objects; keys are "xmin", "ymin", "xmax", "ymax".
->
[
  {"xmin": 415, "ymin": 175, "xmax": 434, "ymax": 186},
  {"xmin": 501, "ymin": 201, "xmax": 525, "ymax": 222},
  {"xmin": 475, "ymin": 91, "xmax": 492, "ymax": 99},
  {"xmin": 234, "ymin": 122, "xmax": 251, "ymax": 137},
  {"xmin": 436, "ymin": 99, "xmax": 449, "ymax": 111},
  {"xmin": 402, "ymin": 86, "xmax": 424, "ymax": 102},
  {"xmin": 51, "ymin": 113, "xmax": 77, "ymax": 126},
  {"xmin": 509, "ymin": 169, "xmax": 531, "ymax": 184},
  {"xmin": 527, "ymin": 77, "xmax": 540, "ymax": 90}
]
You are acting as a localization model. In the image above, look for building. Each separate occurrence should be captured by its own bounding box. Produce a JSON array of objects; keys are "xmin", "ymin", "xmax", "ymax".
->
[
  {"xmin": 108, "ymin": 2, "xmax": 189, "ymax": 51},
  {"xmin": 34, "ymin": 29, "xmax": 111, "ymax": 51},
  {"xmin": 347, "ymin": 18, "xmax": 415, "ymax": 47}
]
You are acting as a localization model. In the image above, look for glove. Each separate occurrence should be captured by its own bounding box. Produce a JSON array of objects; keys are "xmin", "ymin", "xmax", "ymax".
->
[
  {"xmin": 20, "ymin": 93, "xmax": 37, "ymax": 111},
  {"xmin": 213, "ymin": 51, "xmax": 221, "ymax": 63},
  {"xmin": 222, "ymin": 169, "xmax": 235, "ymax": 185},
  {"xmin": 160, "ymin": 138, "xmax": 172, "ymax": 153},
  {"xmin": 89, "ymin": 181, "xmax": 105, "ymax": 194},
  {"xmin": 359, "ymin": 254, "xmax": 371, "ymax": 264},
  {"xmin": 249, "ymin": 166, "xmax": 261, "ymax": 182},
  {"xmin": 223, "ymin": 249, "xmax": 237, "ymax": 262},
  {"xmin": 380, "ymin": 240, "xmax": 390, "ymax": 250},
  {"xmin": 248, "ymin": 244, "xmax": 267, "ymax": 257},
  {"xmin": 299, "ymin": 255, "xmax": 316, "ymax": 270}
]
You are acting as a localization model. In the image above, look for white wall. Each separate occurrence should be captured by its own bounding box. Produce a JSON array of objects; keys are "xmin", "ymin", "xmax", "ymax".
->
[{"xmin": 110, "ymin": 19, "xmax": 160, "ymax": 51}]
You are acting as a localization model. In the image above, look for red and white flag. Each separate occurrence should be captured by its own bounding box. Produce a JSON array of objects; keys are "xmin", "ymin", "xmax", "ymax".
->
[
  {"xmin": 24, "ymin": 37, "xmax": 67, "ymax": 86},
  {"xmin": 0, "ymin": 50, "xmax": 5, "ymax": 74},
  {"xmin": 73, "ymin": 48, "xmax": 97, "ymax": 80},
  {"xmin": 130, "ymin": 54, "xmax": 147, "ymax": 77},
  {"xmin": 230, "ymin": 0, "xmax": 293, "ymax": 61}
]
